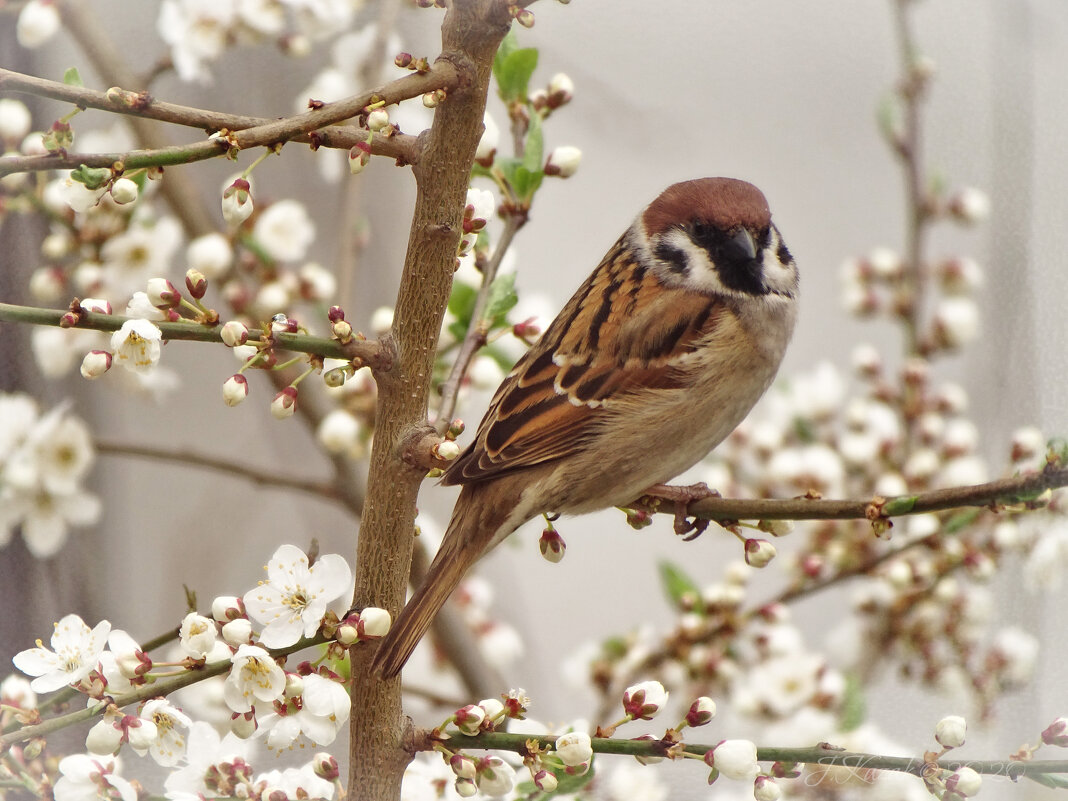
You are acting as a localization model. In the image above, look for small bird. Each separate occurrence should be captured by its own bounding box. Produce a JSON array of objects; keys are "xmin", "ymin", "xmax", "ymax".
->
[{"xmin": 372, "ymin": 177, "xmax": 799, "ymax": 678}]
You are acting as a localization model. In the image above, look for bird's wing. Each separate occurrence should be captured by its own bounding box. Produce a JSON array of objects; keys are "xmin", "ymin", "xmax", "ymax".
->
[{"xmin": 442, "ymin": 236, "xmax": 730, "ymax": 485}]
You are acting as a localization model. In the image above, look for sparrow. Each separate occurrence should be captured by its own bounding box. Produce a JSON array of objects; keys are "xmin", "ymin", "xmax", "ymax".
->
[{"xmin": 372, "ymin": 177, "xmax": 799, "ymax": 678}]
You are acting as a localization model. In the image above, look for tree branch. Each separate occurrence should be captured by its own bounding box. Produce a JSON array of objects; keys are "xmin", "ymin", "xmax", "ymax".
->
[
  {"xmin": 638, "ymin": 466, "xmax": 1066, "ymax": 524},
  {"xmin": 94, "ymin": 440, "xmax": 345, "ymax": 506},
  {"xmin": 347, "ymin": 2, "xmax": 512, "ymax": 798},
  {"xmin": 0, "ymin": 63, "xmax": 443, "ymax": 176},
  {"xmin": 430, "ymin": 731, "xmax": 1068, "ymax": 781},
  {"xmin": 0, "ymin": 302, "xmax": 388, "ymax": 367}
]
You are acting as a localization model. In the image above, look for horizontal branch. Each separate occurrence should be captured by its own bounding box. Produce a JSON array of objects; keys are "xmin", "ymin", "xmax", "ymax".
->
[
  {"xmin": 0, "ymin": 634, "xmax": 328, "ymax": 749},
  {"xmin": 95, "ymin": 440, "xmax": 344, "ymax": 504},
  {"xmin": 0, "ymin": 61, "xmax": 452, "ymax": 175},
  {"xmin": 0, "ymin": 302, "xmax": 389, "ymax": 368},
  {"xmin": 640, "ymin": 467, "xmax": 1067, "ymax": 523},
  {"xmin": 431, "ymin": 731, "xmax": 1068, "ymax": 780}
]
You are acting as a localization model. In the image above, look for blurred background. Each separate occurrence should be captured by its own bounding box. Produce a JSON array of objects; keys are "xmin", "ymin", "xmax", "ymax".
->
[{"xmin": 1, "ymin": 1, "xmax": 1066, "ymax": 797}]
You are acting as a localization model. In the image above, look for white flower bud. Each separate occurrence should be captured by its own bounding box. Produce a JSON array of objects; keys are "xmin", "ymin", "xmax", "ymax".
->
[
  {"xmin": 270, "ymin": 386, "xmax": 298, "ymax": 419},
  {"xmin": 949, "ymin": 187, "xmax": 990, "ymax": 225},
  {"xmin": 222, "ymin": 374, "xmax": 249, "ymax": 406},
  {"xmin": 935, "ymin": 715, "xmax": 967, "ymax": 748},
  {"xmin": 545, "ymin": 145, "xmax": 582, "ymax": 178},
  {"xmin": 744, "ymin": 538, "xmax": 776, "ymax": 568},
  {"xmin": 17, "ymin": 0, "xmax": 60, "ymax": 48},
  {"xmin": 366, "ymin": 108, "xmax": 390, "ymax": 131},
  {"xmin": 555, "ymin": 732, "xmax": 592, "ymax": 766},
  {"xmin": 945, "ymin": 766, "xmax": 982, "ymax": 797},
  {"xmin": 710, "ymin": 739, "xmax": 759, "ymax": 781},
  {"xmin": 221, "ymin": 320, "xmax": 249, "ymax": 347},
  {"xmin": 358, "ymin": 607, "xmax": 391, "ymax": 638},
  {"xmin": 110, "ymin": 178, "xmax": 139, "ymax": 205},
  {"xmin": 80, "ymin": 350, "xmax": 113, "ymax": 379},
  {"xmin": 686, "ymin": 696, "xmax": 717, "ymax": 726},
  {"xmin": 754, "ymin": 775, "xmax": 782, "ymax": 801},
  {"xmin": 454, "ymin": 704, "xmax": 486, "ymax": 736},
  {"xmin": 221, "ymin": 178, "xmax": 253, "ymax": 226},
  {"xmin": 221, "ymin": 618, "xmax": 253, "ymax": 646},
  {"xmin": 85, "ymin": 718, "xmax": 123, "ymax": 755},
  {"xmin": 933, "ymin": 297, "xmax": 979, "ymax": 348},
  {"xmin": 187, "ymin": 233, "xmax": 233, "ymax": 279},
  {"xmin": 0, "ymin": 99, "xmax": 32, "ymax": 142},
  {"xmin": 622, "ymin": 680, "xmax": 668, "ymax": 720}
]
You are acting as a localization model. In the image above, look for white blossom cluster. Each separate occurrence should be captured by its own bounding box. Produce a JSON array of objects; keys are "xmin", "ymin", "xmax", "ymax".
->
[
  {"xmin": 3, "ymin": 543, "xmax": 384, "ymax": 800},
  {"xmin": 0, "ymin": 393, "xmax": 100, "ymax": 558}
]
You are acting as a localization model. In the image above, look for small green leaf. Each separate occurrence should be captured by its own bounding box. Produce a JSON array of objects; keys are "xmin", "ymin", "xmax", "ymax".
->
[
  {"xmin": 512, "ymin": 166, "xmax": 544, "ymax": 203},
  {"xmin": 883, "ymin": 496, "xmax": 918, "ymax": 516},
  {"xmin": 552, "ymin": 764, "xmax": 596, "ymax": 795},
  {"xmin": 1025, "ymin": 772, "xmax": 1068, "ymax": 789},
  {"xmin": 657, "ymin": 560, "xmax": 700, "ymax": 609},
  {"xmin": 493, "ymin": 32, "xmax": 538, "ymax": 104},
  {"xmin": 447, "ymin": 281, "xmax": 478, "ymax": 324},
  {"xmin": 483, "ymin": 273, "xmax": 518, "ymax": 326},
  {"xmin": 63, "ymin": 67, "xmax": 84, "ymax": 87},
  {"xmin": 838, "ymin": 672, "xmax": 866, "ymax": 731},
  {"xmin": 943, "ymin": 508, "xmax": 981, "ymax": 534},
  {"xmin": 70, "ymin": 164, "xmax": 112, "ymax": 190},
  {"xmin": 523, "ymin": 112, "xmax": 544, "ymax": 172}
]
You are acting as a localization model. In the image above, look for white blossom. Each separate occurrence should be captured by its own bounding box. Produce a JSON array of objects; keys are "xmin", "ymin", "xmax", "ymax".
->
[
  {"xmin": 110, "ymin": 319, "xmax": 163, "ymax": 373},
  {"xmin": 54, "ymin": 755, "xmax": 136, "ymax": 801},
  {"xmin": 243, "ymin": 544, "xmax": 353, "ymax": 648},
  {"xmin": 17, "ymin": 0, "xmax": 60, "ymax": 48},
  {"xmin": 187, "ymin": 232, "xmax": 233, "ymax": 278},
  {"xmin": 253, "ymin": 199, "xmax": 315, "ymax": 262},
  {"xmin": 13, "ymin": 614, "xmax": 110, "ymax": 692},
  {"xmin": 223, "ymin": 644, "xmax": 286, "ymax": 713},
  {"xmin": 710, "ymin": 739, "xmax": 759, "ymax": 781},
  {"xmin": 0, "ymin": 99, "xmax": 32, "ymax": 142}
]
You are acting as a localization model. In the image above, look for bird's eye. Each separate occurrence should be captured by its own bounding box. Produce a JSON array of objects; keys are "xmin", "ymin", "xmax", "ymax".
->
[{"xmin": 691, "ymin": 219, "xmax": 710, "ymax": 240}]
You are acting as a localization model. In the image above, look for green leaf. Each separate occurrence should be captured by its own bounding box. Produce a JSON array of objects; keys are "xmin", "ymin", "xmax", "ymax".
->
[
  {"xmin": 493, "ymin": 31, "xmax": 538, "ymax": 103},
  {"xmin": 523, "ymin": 113, "xmax": 544, "ymax": 172},
  {"xmin": 943, "ymin": 508, "xmax": 981, "ymax": 534},
  {"xmin": 1025, "ymin": 772, "xmax": 1068, "ymax": 789},
  {"xmin": 447, "ymin": 281, "xmax": 478, "ymax": 324},
  {"xmin": 63, "ymin": 67, "xmax": 84, "ymax": 87},
  {"xmin": 657, "ymin": 560, "xmax": 700, "ymax": 609},
  {"xmin": 838, "ymin": 672, "xmax": 866, "ymax": 731},
  {"xmin": 553, "ymin": 764, "xmax": 596, "ymax": 795},
  {"xmin": 483, "ymin": 272, "xmax": 518, "ymax": 326},
  {"xmin": 882, "ymin": 496, "xmax": 917, "ymax": 516},
  {"xmin": 70, "ymin": 164, "xmax": 112, "ymax": 190}
]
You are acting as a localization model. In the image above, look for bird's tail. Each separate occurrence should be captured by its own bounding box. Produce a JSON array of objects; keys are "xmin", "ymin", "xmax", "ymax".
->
[{"xmin": 371, "ymin": 484, "xmax": 507, "ymax": 678}]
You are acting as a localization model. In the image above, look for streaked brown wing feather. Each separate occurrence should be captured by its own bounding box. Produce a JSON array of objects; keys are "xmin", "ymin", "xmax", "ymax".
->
[{"xmin": 442, "ymin": 235, "xmax": 727, "ymax": 485}]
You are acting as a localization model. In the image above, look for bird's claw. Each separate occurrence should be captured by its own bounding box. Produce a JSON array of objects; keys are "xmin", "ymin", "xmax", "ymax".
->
[{"xmin": 642, "ymin": 482, "xmax": 720, "ymax": 540}]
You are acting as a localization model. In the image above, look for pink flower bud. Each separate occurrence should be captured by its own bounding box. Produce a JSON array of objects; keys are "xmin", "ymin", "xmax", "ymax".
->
[
  {"xmin": 622, "ymin": 680, "xmax": 667, "ymax": 720},
  {"xmin": 328, "ymin": 305, "xmax": 345, "ymax": 323},
  {"xmin": 221, "ymin": 178, "xmax": 253, "ymax": 226},
  {"xmin": 147, "ymin": 277, "xmax": 181, "ymax": 309},
  {"xmin": 539, "ymin": 526, "xmax": 566, "ymax": 563},
  {"xmin": 185, "ymin": 269, "xmax": 208, "ymax": 299},
  {"xmin": 349, "ymin": 143, "xmax": 371, "ymax": 174},
  {"xmin": 79, "ymin": 298, "xmax": 112, "ymax": 315},
  {"xmin": 450, "ymin": 754, "xmax": 477, "ymax": 779},
  {"xmin": 533, "ymin": 770, "xmax": 558, "ymax": 792},
  {"xmin": 1042, "ymin": 717, "xmax": 1068, "ymax": 747},
  {"xmin": 454, "ymin": 704, "xmax": 486, "ymax": 736},
  {"xmin": 312, "ymin": 752, "xmax": 339, "ymax": 781},
  {"xmin": 271, "ymin": 386, "xmax": 298, "ymax": 419},
  {"xmin": 744, "ymin": 538, "xmax": 776, "ymax": 568},
  {"xmin": 222, "ymin": 374, "xmax": 249, "ymax": 407},
  {"xmin": 686, "ymin": 696, "xmax": 717, "ymax": 727}
]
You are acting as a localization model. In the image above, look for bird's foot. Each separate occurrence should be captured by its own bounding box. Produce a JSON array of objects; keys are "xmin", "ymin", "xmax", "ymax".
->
[{"xmin": 640, "ymin": 482, "xmax": 720, "ymax": 540}]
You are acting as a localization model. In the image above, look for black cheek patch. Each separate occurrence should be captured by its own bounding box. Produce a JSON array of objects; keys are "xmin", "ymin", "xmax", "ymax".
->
[
  {"xmin": 777, "ymin": 239, "xmax": 793, "ymax": 265},
  {"xmin": 715, "ymin": 255, "xmax": 767, "ymax": 295},
  {"xmin": 655, "ymin": 242, "xmax": 690, "ymax": 276}
]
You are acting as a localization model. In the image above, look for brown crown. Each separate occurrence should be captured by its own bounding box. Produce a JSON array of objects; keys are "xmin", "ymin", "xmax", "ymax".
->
[{"xmin": 641, "ymin": 177, "xmax": 771, "ymax": 235}]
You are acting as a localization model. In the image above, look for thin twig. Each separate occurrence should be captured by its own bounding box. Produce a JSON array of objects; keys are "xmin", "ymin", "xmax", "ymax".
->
[
  {"xmin": 426, "ymin": 731, "xmax": 1068, "ymax": 780},
  {"xmin": 0, "ymin": 302, "xmax": 388, "ymax": 366},
  {"xmin": 95, "ymin": 440, "xmax": 345, "ymax": 505},
  {"xmin": 640, "ymin": 467, "xmax": 1066, "ymax": 523},
  {"xmin": 436, "ymin": 213, "xmax": 524, "ymax": 428}
]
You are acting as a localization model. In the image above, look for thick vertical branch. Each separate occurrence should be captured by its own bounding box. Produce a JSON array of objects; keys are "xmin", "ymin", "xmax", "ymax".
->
[{"xmin": 347, "ymin": 3, "xmax": 511, "ymax": 800}]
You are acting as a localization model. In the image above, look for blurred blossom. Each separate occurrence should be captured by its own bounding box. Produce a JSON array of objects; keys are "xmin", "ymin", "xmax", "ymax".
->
[{"xmin": 253, "ymin": 199, "xmax": 315, "ymax": 262}]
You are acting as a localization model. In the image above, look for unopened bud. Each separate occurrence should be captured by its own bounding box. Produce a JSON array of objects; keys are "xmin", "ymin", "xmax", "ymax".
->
[
  {"xmin": 185, "ymin": 269, "xmax": 208, "ymax": 299},
  {"xmin": 271, "ymin": 386, "xmax": 298, "ymax": 419},
  {"xmin": 539, "ymin": 526, "xmax": 566, "ymax": 563}
]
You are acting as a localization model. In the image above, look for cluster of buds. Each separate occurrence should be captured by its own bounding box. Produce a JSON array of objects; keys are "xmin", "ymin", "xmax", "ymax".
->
[
  {"xmin": 393, "ymin": 51, "xmax": 430, "ymax": 73},
  {"xmin": 334, "ymin": 608, "xmax": 391, "ymax": 646}
]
